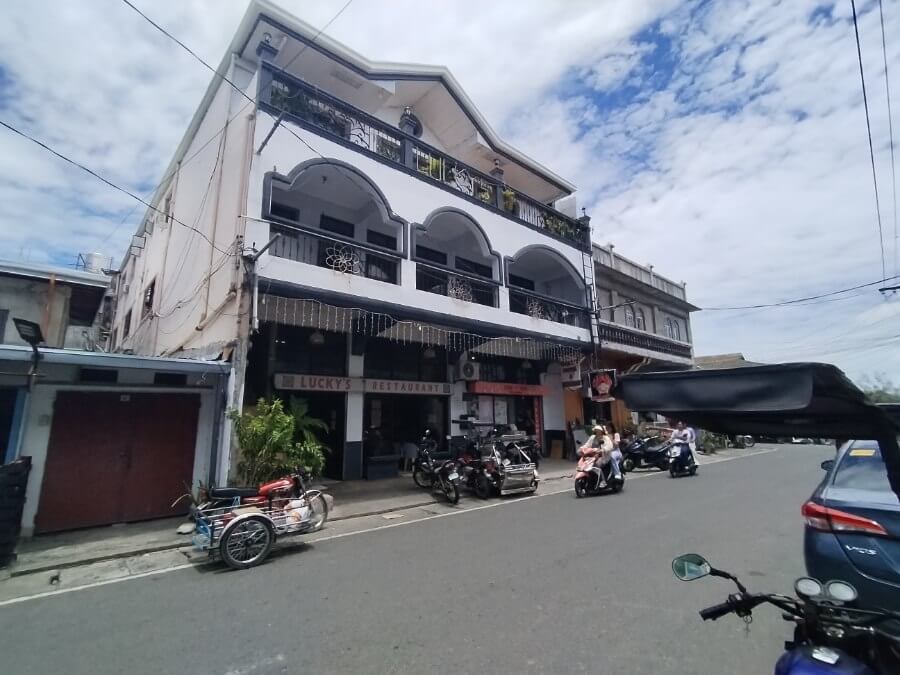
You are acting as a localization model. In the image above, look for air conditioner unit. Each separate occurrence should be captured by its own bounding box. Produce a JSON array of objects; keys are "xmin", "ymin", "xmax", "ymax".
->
[{"xmin": 456, "ymin": 361, "xmax": 480, "ymax": 381}]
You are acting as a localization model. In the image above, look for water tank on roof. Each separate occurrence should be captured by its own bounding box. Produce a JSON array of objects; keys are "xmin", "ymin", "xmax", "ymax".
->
[{"xmin": 80, "ymin": 252, "xmax": 107, "ymax": 273}]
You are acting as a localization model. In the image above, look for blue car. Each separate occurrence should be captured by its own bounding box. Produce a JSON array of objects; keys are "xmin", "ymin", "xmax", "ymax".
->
[{"xmin": 803, "ymin": 438, "xmax": 900, "ymax": 624}]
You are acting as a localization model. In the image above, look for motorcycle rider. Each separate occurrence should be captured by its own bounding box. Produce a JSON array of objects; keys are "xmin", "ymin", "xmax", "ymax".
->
[
  {"xmin": 578, "ymin": 425, "xmax": 621, "ymax": 486},
  {"xmin": 670, "ymin": 421, "xmax": 696, "ymax": 469}
]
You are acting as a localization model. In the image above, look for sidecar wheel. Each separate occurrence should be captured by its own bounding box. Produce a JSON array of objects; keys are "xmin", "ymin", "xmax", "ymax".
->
[{"xmin": 220, "ymin": 516, "xmax": 273, "ymax": 570}]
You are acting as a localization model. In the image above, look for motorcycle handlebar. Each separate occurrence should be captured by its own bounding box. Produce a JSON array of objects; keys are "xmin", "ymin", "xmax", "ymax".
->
[{"xmin": 699, "ymin": 601, "xmax": 734, "ymax": 621}]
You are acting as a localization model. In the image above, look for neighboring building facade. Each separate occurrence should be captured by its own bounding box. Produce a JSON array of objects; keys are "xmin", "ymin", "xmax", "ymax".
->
[
  {"xmin": 109, "ymin": 0, "xmax": 696, "ymax": 480},
  {"xmin": 694, "ymin": 353, "xmax": 759, "ymax": 369},
  {"xmin": 0, "ymin": 259, "xmax": 111, "ymax": 351},
  {"xmin": 0, "ymin": 346, "xmax": 226, "ymax": 536},
  {"xmin": 586, "ymin": 244, "xmax": 698, "ymax": 432}
]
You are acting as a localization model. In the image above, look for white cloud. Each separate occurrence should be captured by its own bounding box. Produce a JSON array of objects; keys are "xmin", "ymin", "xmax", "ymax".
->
[{"xmin": 0, "ymin": 0, "xmax": 898, "ymax": 383}]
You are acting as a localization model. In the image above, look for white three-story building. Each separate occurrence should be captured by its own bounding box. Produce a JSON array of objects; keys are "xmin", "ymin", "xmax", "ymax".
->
[{"xmin": 112, "ymin": 0, "xmax": 693, "ymax": 482}]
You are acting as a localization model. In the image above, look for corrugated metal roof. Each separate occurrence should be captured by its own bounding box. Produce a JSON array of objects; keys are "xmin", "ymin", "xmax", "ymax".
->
[
  {"xmin": 0, "ymin": 344, "xmax": 229, "ymax": 374},
  {"xmin": 0, "ymin": 260, "xmax": 109, "ymax": 288}
]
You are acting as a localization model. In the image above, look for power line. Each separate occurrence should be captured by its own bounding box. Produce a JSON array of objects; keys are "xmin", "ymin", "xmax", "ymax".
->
[
  {"xmin": 850, "ymin": 0, "xmax": 888, "ymax": 281},
  {"xmin": 0, "ymin": 119, "xmax": 229, "ymax": 254},
  {"xmin": 115, "ymin": 0, "xmax": 357, "ymax": 248},
  {"xmin": 700, "ymin": 274, "xmax": 900, "ymax": 311},
  {"xmin": 119, "ymin": 0, "xmax": 359, "ymax": 170},
  {"xmin": 877, "ymin": 0, "xmax": 898, "ymax": 275}
]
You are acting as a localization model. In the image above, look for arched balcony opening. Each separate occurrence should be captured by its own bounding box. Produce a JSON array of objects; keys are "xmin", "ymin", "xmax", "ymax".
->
[
  {"xmin": 506, "ymin": 246, "xmax": 588, "ymax": 328},
  {"xmin": 265, "ymin": 159, "xmax": 406, "ymax": 284},
  {"xmin": 412, "ymin": 208, "xmax": 501, "ymax": 307}
]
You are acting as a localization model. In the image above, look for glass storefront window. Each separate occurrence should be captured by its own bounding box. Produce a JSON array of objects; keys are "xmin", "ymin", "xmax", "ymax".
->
[
  {"xmin": 478, "ymin": 357, "xmax": 541, "ymax": 385},
  {"xmin": 364, "ymin": 339, "xmax": 448, "ymax": 382}
]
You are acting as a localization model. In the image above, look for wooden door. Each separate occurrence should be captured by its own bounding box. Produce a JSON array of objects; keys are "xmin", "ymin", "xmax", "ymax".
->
[
  {"xmin": 35, "ymin": 392, "xmax": 200, "ymax": 533},
  {"xmin": 36, "ymin": 392, "xmax": 131, "ymax": 532},
  {"xmin": 118, "ymin": 394, "xmax": 199, "ymax": 522}
]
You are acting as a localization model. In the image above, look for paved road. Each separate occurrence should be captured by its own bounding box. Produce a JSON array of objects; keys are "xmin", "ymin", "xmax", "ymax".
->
[{"xmin": 0, "ymin": 444, "xmax": 833, "ymax": 675}]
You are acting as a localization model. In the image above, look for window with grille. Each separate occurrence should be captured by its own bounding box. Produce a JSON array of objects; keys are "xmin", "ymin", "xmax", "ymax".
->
[{"xmin": 142, "ymin": 280, "xmax": 156, "ymax": 319}]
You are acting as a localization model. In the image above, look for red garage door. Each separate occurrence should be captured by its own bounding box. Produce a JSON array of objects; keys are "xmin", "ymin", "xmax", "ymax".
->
[{"xmin": 35, "ymin": 392, "xmax": 200, "ymax": 533}]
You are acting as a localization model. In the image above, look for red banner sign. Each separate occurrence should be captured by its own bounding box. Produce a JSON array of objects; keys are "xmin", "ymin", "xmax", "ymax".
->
[{"xmin": 467, "ymin": 382, "xmax": 549, "ymax": 397}]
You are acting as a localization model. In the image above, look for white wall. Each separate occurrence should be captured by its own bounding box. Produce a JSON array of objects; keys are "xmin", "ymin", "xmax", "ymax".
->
[
  {"xmin": 113, "ymin": 57, "xmax": 258, "ymax": 358},
  {"xmin": 246, "ymin": 122, "xmax": 592, "ymax": 346},
  {"xmin": 541, "ymin": 366, "xmax": 565, "ymax": 432},
  {"xmin": 0, "ymin": 278, "xmax": 72, "ymax": 348}
]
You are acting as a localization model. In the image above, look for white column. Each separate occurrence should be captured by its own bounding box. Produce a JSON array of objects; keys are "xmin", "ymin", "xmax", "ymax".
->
[
  {"xmin": 541, "ymin": 367, "xmax": 565, "ymax": 431},
  {"xmin": 344, "ymin": 343, "xmax": 365, "ymax": 479}
]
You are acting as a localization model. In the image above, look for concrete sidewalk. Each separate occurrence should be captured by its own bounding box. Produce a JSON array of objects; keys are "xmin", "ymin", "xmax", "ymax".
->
[{"xmin": 4, "ymin": 459, "xmax": 578, "ymax": 579}]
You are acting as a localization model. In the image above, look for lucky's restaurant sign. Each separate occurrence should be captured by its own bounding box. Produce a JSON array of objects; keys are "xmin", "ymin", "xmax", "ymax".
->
[{"xmin": 274, "ymin": 373, "xmax": 451, "ymax": 396}]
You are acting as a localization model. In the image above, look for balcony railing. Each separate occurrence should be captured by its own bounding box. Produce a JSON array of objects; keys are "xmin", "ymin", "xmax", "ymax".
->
[
  {"xmin": 594, "ymin": 246, "xmax": 687, "ymax": 301},
  {"xmin": 597, "ymin": 321, "xmax": 692, "ymax": 359},
  {"xmin": 509, "ymin": 289, "xmax": 589, "ymax": 328},
  {"xmin": 270, "ymin": 224, "xmax": 400, "ymax": 284},
  {"xmin": 261, "ymin": 66, "xmax": 589, "ymax": 248},
  {"xmin": 416, "ymin": 263, "xmax": 498, "ymax": 307}
]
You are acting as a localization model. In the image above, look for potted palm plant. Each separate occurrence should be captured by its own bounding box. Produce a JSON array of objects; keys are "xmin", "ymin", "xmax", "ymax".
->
[{"xmin": 502, "ymin": 189, "xmax": 518, "ymax": 214}]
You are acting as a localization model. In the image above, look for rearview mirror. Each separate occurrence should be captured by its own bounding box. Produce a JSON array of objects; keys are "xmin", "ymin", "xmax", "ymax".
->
[
  {"xmin": 672, "ymin": 553, "xmax": 711, "ymax": 581},
  {"xmin": 820, "ymin": 459, "xmax": 834, "ymax": 471}
]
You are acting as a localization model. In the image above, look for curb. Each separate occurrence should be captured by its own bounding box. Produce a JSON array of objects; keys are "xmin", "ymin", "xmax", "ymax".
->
[
  {"xmin": 7, "ymin": 472, "xmax": 576, "ymax": 579},
  {"xmin": 8, "ymin": 542, "xmax": 193, "ymax": 579}
]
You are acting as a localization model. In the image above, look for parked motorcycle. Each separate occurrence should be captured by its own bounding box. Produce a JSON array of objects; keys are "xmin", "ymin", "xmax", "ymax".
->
[
  {"xmin": 173, "ymin": 469, "xmax": 328, "ymax": 570},
  {"xmin": 573, "ymin": 453, "xmax": 624, "ymax": 497},
  {"xmin": 478, "ymin": 428, "xmax": 540, "ymax": 497},
  {"xmin": 672, "ymin": 553, "xmax": 900, "ymax": 674},
  {"xmin": 668, "ymin": 441, "xmax": 698, "ymax": 477},
  {"xmin": 620, "ymin": 435, "xmax": 670, "ymax": 472},
  {"xmin": 726, "ymin": 434, "xmax": 756, "ymax": 448},
  {"xmin": 412, "ymin": 430, "xmax": 460, "ymax": 504},
  {"xmin": 456, "ymin": 446, "xmax": 492, "ymax": 500}
]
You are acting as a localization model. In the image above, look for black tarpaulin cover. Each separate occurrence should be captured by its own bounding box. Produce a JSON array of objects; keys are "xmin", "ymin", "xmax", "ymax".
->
[{"xmin": 614, "ymin": 363, "xmax": 900, "ymax": 498}]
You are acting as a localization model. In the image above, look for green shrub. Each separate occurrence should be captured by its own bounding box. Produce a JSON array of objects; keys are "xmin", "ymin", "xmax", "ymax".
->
[{"xmin": 229, "ymin": 398, "xmax": 328, "ymax": 484}]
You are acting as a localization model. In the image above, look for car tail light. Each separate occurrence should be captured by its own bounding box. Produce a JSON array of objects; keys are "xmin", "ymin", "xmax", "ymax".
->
[{"xmin": 802, "ymin": 501, "xmax": 888, "ymax": 536}]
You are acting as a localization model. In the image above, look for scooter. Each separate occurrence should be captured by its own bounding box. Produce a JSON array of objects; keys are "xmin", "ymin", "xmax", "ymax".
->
[
  {"xmin": 620, "ymin": 435, "xmax": 670, "ymax": 472},
  {"xmin": 574, "ymin": 452, "xmax": 624, "ymax": 497},
  {"xmin": 672, "ymin": 553, "xmax": 900, "ymax": 673},
  {"xmin": 412, "ymin": 430, "xmax": 460, "ymax": 504},
  {"xmin": 668, "ymin": 441, "xmax": 698, "ymax": 477}
]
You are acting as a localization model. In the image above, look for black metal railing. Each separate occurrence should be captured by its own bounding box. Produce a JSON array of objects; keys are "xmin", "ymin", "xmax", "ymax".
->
[
  {"xmin": 270, "ymin": 225, "xmax": 400, "ymax": 285},
  {"xmin": 597, "ymin": 321, "xmax": 692, "ymax": 359},
  {"xmin": 509, "ymin": 289, "xmax": 589, "ymax": 328},
  {"xmin": 415, "ymin": 263, "xmax": 498, "ymax": 307},
  {"xmin": 261, "ymin": 66, "xmax": 589, "ymax": 248}
]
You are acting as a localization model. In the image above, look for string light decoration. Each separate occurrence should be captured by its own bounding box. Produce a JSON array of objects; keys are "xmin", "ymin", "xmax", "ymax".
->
[{"xmin": 257, "ymin": 294, "xmax": 585, "ymax": 363}]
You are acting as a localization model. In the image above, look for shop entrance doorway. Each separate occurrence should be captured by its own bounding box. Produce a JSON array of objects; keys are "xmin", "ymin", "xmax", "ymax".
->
[{"xmin": 290, "ymin": 392, "xmax": 346, "ymax": 480}]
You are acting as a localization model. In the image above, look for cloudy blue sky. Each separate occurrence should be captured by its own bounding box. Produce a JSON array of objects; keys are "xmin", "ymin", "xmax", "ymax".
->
[{"xmin": 1, "ymin": 0, "xmax": 898, "ymax": 382}]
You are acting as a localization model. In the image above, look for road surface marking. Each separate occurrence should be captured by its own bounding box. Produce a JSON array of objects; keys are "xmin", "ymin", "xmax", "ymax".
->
[{"xmin": 0, "ymin": 446, "xmax": 781, "ymax": 606}]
